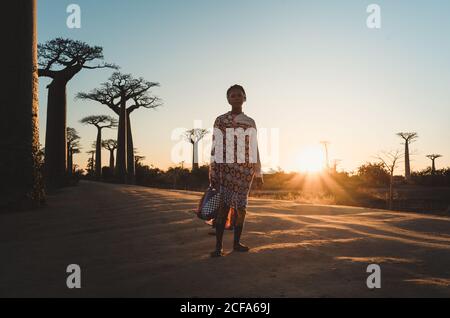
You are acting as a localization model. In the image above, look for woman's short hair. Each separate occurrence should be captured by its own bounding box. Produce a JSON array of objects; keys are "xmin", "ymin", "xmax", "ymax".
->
[{"xmin": 227, "ymin": 84, "xmax": 246, "ymax": 98}]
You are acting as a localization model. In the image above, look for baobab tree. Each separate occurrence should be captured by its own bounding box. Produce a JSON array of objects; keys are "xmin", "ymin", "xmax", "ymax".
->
[
  {"xmin": 376, "ymin": 150, "xmax": 403, "ymax": 210},
  {"xmin": 67, "ymin": 127, "xmax": 81, "ymax": 176},
  {"xmin": 397, "ymin": 132, "xmax": 418, "ymax": 182},
  {"xmin": 135, "ymin": 155, "xmax": 146, "ymax": 167},
  {"xmin": 332, "ymin": 159, "xmax": 342, "ymax": 173},
  {"xmin": 38, "ymin": 38, "xmax": 117, "ymax": 188},
  {"xmin": 77, "ymin": 72, "xmax": 162, "ymax": 183},
  {"xmin": 86, "ymin": 150, "xmax": 96, "ymax": 176},
  {"xmin": 320, "ymin": 141, "xmax": 331, "ymax": 170},
  {"xmin": 0, "ymin": 0, "xmax": 45, "ymax": 209},
  {"xmin": 80, "ymin": 115, "xmax": 118, "ymax": 179},
  {"xmin": 184, "ymin": 129, "xmax": 209, "ymax": 171},
  {"xmin": 426, "ymin": 154, "xmax": 442, "ymax": 176},
  {"xmin": 102, "ymin": 139, "xmax": 118, "ymax": 170},
  {"xmin": 70, "ymin": 149, "xmax": 81, "ymax": 174},
  {"xmin": 133, "ymin": 148, "xmax": 147, "ymax": 167}
]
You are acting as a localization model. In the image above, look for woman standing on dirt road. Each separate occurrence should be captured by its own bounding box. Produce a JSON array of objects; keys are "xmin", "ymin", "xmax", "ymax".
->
[{"xmin": 209, "ymin": 84, "xmax": 264, "ymax": 257}]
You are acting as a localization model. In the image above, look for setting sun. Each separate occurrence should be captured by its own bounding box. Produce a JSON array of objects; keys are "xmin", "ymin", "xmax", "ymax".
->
[{"xmin": 296, "ymin": 146, "xmax": 325, "ymax": 173}]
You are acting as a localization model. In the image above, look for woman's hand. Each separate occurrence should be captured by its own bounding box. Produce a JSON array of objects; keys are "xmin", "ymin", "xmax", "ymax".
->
[{"xmin": 210, "ymin": 180, "xmax": 219, "ymax": 190}]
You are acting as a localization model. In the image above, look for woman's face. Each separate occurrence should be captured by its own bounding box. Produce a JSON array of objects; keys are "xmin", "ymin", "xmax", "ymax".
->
[{"xmin": 227, "ymin": 89, "xmax": 246, "ymax": 107}]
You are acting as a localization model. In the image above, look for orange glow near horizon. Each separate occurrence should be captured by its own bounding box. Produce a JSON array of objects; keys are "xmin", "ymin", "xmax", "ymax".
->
[{"xmin": 296, "ymin": 145, "xmax": 325, "ymax": 173}]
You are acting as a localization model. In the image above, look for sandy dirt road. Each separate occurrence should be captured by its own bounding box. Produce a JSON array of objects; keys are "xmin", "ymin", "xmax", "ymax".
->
[{"xmin": 1, "ymin": 181, "xmax": 449, "ymax": 297}]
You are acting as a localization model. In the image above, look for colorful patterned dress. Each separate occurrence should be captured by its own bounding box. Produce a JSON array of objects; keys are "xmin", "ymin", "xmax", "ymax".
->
[{"xmin": 209, "ymin": 111, "xmax": 262, "ymax": 226}]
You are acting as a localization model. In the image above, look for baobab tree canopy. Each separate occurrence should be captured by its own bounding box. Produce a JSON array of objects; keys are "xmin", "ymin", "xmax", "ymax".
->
[
  {"xmin": 76, "ymin": 72, "xmax": 161, "ymax": 112},
  {"xmin": 426, "ymin": 154, "xmax": 442, "ymax": 160},
  {"xmin": 67, "ymin": 127, "xmax": 81, "ymax": 145},
  {"xmin": 102, "ymin": 139, "xmax": 118, "ymax": 151},
  {"xmin": 397, "ymin": 132, "xmax": 418, "ymax": 143},
  {"xmin": 185, "ymin": 129, "xmax": 209, "ymax": 145},
  {"xmin": 38, "ymin": 38, "xmax": 117, "ymax": 78},
  {"xmin": 80, "ymin": 115, "xmax": 118, "ymax": 128}
]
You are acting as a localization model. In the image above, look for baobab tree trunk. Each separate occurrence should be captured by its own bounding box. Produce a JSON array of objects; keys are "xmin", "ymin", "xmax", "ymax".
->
[
  {"xmin": 44, "ymin": 79, "xmax": 67, "ymax": 189},
  {"xmin": 192, "ymin": 142, "xmax": 199, "ymax": 170},
  {"xmin": 66, "ymin": 145, "xmax": 72, "ymax": 177},
  {"xmin": 388, "ymin": 173, "xmax": 394, "ymax": 210},
  {"xmin": 404, "ymin": 142, "xmax": 410, "ymax": 182},
  {"xmin": 69, "ymin": 153, "xmax": 74, "ymax": 174},
  {"xmin": 109, "ymin": 149, "xmax": 115, "ymax": 170},
  {"xmin": 430, "ymin": 159, "xmax": 436, "ymax": 187},
  {"xmin": 127, "ymin": 113, "xmax": 135, "ymax": 184},
  {"xmin": 91, "ymin": 153, "xmax": 95, "ymax": 174},
  {"xmin": 66, "ymin": 143, "xmax": 70, "ymax": 174},
  {"xmin": 0, "ymin": 0, "xmax": 45, "ymax": 210},
  {"xmin": 95, "ymin": 127, "xmax": 102, "ymax": 179},
  {"xmin": 115, "ymin": 97, "xmax": 128, "ymax": 183}
]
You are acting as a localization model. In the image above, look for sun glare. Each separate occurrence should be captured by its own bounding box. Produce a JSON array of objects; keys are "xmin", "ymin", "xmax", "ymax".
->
[{"xmin": 297, "ymin": 146, "xmax": 325, "ymax": 173}]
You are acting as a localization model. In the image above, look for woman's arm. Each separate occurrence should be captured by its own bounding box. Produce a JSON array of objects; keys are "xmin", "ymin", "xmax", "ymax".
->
[
  {"xmin": 255, "ymin": 145, "xmax": 263, "ymax": 180},
  {"xmin": 253, "ymin": 121, "xmax": 263, "ymax": 183},
  {"xmin": 209, "ymin": 118, "xmax": 220, "ymax": 189}
]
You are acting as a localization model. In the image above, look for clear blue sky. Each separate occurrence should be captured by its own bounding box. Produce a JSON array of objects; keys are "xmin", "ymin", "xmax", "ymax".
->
[{"xmin": 37, "ymin": 0, "xmax": 450, "ymax": 173}]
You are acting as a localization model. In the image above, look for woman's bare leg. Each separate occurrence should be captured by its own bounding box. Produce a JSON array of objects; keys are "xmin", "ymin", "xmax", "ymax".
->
[
  {"xmin": 210, "ymin": 202, "xmax": 229, "ymax": 257},
  {"xmin": 233, "ymin": 208, "xmax": 249, "ymax": 252}
]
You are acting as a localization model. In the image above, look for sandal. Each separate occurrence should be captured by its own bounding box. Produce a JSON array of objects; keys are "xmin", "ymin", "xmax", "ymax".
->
[
  {"xmin": 233, "ymin": 243, "xmax": 249, "ymax": 252},
  {"xmin": 210, "ymin": 249, "xmax": 224, "ymax": 258}
]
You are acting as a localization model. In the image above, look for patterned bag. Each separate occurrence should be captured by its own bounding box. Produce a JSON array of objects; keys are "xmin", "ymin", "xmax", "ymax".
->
[{"xmin": 196, "ymin": 186, "xmax": 222, "ymax": 221}]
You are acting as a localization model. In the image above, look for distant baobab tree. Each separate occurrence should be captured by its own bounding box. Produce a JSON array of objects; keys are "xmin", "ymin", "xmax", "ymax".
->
[
  {"xmin": 320, "ymin": 141, "xmax": 330, "ymax": 170},
  {"xmin": 70, "ymin": 149, "xmax": 81, "ymax": 174},
  {"xmin": 77, "ymin": 72, "xmax": 162, "ymax": 184},
  {"xmin": 80, "ymin": 115, "xmax": 118, "ymax": 179},
  {"xmin": 133, "ymin": 148, "xmax": 146, "ymax": 167},
  {"xmin": 184, "ymin": 129, "xmax": 209, "ymax": 171},
  {"xmin": 102, "ymin": 139, "xmax": 118, "ymax": 170},
  {"xmin": 67, "ymin": 127, "xmax": 81, "ymax": 176},
  {"xmin": 135, "ymin": 155, "xmax": 146, "ymax": 167},
  {"xmin": 332, "ymin": 159, "xmax": 342, "ymax": 173},
  {"xmin": 397, "ymin": 132, "xmax": 418, "ymax": 182},
  {"xmin": 86, "ymin": 150, "xmax": 96, "ymax": 175},
  {"xmin": 38, "ymin": 38, "xmax": 117, "ymax": 189},
  {"xmin": 0, "ymin": 0, "xmax": 45, "ymax": 209},
  {"xmin": 376, "ymin": 150, "xmax": 402, "ymax": 210},
  {"xmin": 426, "ymin": 154, "xmax": 442, "ymax": 176}
]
